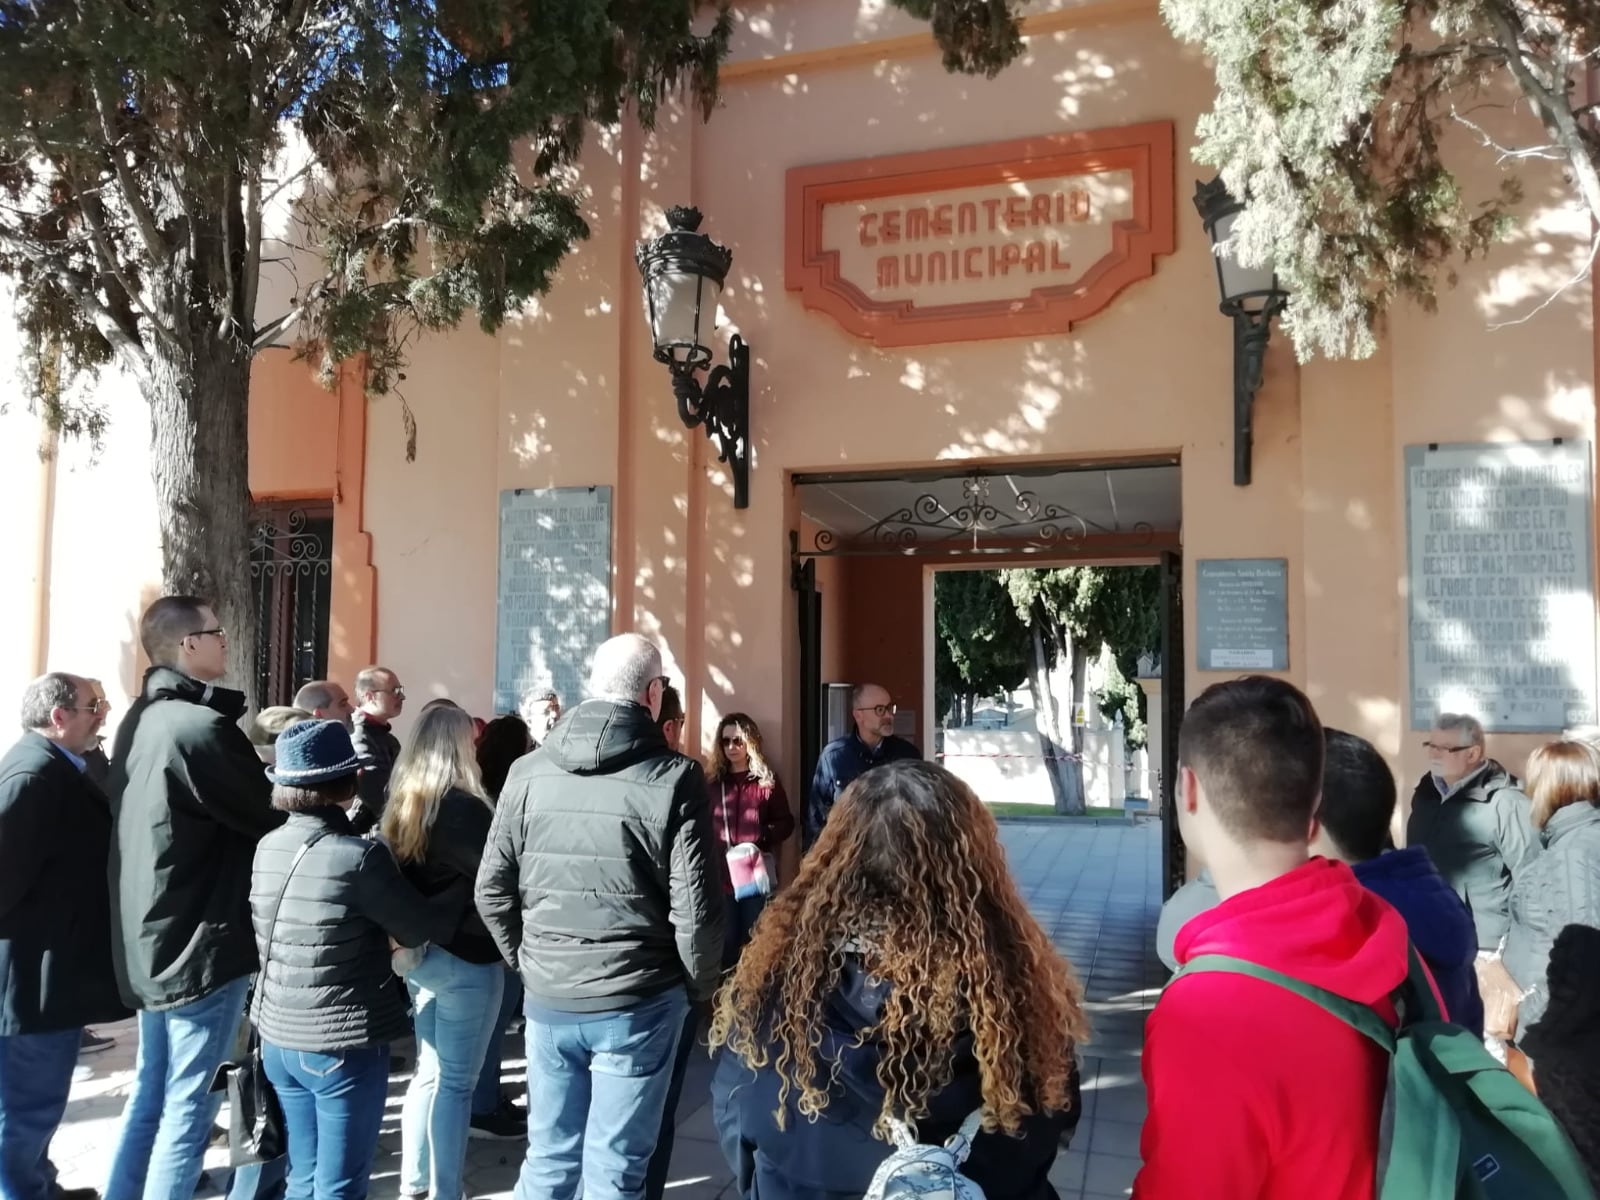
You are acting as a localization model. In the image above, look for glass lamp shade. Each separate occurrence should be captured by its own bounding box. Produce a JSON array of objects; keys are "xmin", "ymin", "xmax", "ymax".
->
[
  {"xmin": 643, "ymin": 268, "xmax": 721, "ymax": 368},
  {"xmin": 636, "ymin": 206, "xmax": 734, "ymax": 369},
  {"xmin": 1193, "ymin": 177, "xmax": 1283, "ymax": 315}
]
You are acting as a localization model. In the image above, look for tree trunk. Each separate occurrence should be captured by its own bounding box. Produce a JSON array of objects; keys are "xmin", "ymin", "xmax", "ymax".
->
[
  {"xmin": 1028, "ymin": 619, "xmax": 1084, "ymax": 815},
  {"xmin": 142, "ymin": 329, "xmax": 258, "ymax": 706}
]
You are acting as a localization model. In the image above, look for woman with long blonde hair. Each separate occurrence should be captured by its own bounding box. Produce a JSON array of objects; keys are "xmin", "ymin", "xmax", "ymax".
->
[
  {"xmin": 709, "ymin": 760, "xmax": 1085, "ymax": 1200},
  {"xmin": 706, "ymin": 713, "xmax": 794, "ymax": 966},
  {"xmin": 382, "ymin": 706, "xmax": 504, "ymax": 1200}
]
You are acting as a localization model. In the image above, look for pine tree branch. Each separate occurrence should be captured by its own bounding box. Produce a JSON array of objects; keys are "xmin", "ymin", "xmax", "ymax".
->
[
  {"xmin": 0, "ymin": 224, "xmax": 152, "ymax": 383},
  {"xmin": 85, "ymin": 75, "xmax": 169, "ymax": 269},
  {"xmin": 1484, "ymin": 1, "xmax": 1600, "ymax": 226},
  {"xmin": 74, "ymin": 177, "xmax": 180, "ymax": 350}
]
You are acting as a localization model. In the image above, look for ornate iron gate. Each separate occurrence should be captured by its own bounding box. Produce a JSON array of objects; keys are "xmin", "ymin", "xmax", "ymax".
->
[{"xmin": 250, "ymin": 505, "xmax": 333, "ymax": 709}]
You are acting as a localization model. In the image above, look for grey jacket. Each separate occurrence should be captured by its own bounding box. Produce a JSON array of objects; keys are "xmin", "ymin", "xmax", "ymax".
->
[
  {"xmin": 1504, "ymin": 802, "xmax": 1600, "ymax": 1031},
  {"xmin": 250, "ymin": 807, "xmax": 464, "ymax": 1051},
  {"xmin": 1406, "ymin": 760, "xmax": 1538, "ymax": 951},
  {"xmin": 349, "ymin": 712, "xmax": 400, "ymax": 834},
  {"xmin": 474, "ymin": 698, "xmax": 724, "ymax": 1010}
]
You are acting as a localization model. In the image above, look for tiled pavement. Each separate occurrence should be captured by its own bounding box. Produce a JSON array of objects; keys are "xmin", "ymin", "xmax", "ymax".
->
[{"xmin": 50, "ymin": 819, "xmax": 1163, "ymax": 1200}]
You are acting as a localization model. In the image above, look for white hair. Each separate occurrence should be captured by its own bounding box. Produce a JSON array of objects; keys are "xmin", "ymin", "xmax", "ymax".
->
[
  {"xmin": 1435, "ymin": 713, "xmax": 1486, "ymax": 749},
  {"xmin": 587, "ymin": 634, "xmax": 663, "ymax": 703}
]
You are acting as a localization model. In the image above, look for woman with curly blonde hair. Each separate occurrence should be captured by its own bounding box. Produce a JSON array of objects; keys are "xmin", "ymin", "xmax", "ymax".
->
[{"xmin": 708, "ymin": 760, "xmax": 1085, "ymax": 1200}]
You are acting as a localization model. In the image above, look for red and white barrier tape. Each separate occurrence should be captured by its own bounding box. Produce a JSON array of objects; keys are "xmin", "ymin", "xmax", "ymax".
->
[{"xmin": 936, "ymin": 751, "xmax": 1086, "ymax": 763}]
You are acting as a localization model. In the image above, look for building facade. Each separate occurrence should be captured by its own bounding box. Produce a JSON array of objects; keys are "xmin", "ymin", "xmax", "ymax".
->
[{"xmin": 2, "ymin": 0, "xmax": 1596, "ymax": 884}]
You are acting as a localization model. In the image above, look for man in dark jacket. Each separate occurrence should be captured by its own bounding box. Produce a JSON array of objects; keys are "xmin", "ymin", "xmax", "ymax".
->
[
  {"xmin": 805, "ymin": 683, "xmax": 920, "ymax": 847},
  {"xmin": 0, "ymin": 673, "xmax": 129, "ymax": 1200},
  {"xmin": 349, "ymin": 665, "xmax": 405, "ymax": 833},
  {"xmin": 103, "ymin": 596, "xmax": 285, "ymax": 1200},
  {"xmin": 1407, "ymin": 713, "xmax": 1537, "ymax": 957},
  {"xmin": 476, "ymin": 632, "xmax": 723, "ymax": 1200}
]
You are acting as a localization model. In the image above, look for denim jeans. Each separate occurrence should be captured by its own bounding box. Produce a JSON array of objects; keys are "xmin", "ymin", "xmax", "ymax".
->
[
  {"xmin": 104, "ymin": 975, "xmax": 251, "ymax": 1200},
  {"xmin": 515, "ymin": 987, "xmax": 689, "ymax": 1200},
  {"xmin": 0, "ymin": 1027, "xmax": 81, "ymax": 1200},
  {"xmin": 472, "ymin": 966, "xmax": 524, "ymax": 1117},
  {"xmin": 401, "ymin": 948, "xmax": 504, "ymax": 1200},
  {"xmin": 261, "ymin": 1041, "xmax": 389, "ymax": 1200},
  {"xmin": 722, "ymin": 894, "xmax": 766, "ymax": 969},
  {"xmin": 642, "ymin": 1006, "xmax": 701, "ymax": 1200}
]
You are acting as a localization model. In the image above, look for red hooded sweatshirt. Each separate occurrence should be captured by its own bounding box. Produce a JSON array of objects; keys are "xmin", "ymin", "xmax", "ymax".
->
[{"xmin": 1133, "ymin": 858, "xmax": 1409, "ymax": 1200}]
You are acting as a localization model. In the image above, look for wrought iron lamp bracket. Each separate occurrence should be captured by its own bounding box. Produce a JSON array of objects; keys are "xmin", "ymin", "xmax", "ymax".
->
[
  {"xmin": 668, "ymin": 334, "xmax": 750, "ymax": 509},
  {"xmin": 1223, "ymin": 293, "xmax": 1287, "ymax": 487}
]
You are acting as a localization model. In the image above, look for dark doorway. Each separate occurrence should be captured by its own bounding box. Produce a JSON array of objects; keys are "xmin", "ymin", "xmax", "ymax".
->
[{"xmin": 250, "ymin": 504, "xmax": 333, "ymax": 708}]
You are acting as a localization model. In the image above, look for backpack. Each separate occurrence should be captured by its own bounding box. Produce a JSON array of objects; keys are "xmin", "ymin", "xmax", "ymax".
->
[
  {"xmin": 1180, "ymin": 946, "xmax": 1596, "ymax": 1200},
  {"xmin": 864, "ymin": 1109, "xmax": 986, "ymax": 1200}
]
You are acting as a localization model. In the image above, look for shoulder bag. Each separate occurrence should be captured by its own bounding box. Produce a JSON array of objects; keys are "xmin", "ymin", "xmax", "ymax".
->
[{"xmin": 211, "ymin": 829, "xmax": 330, "ymax": 1166}]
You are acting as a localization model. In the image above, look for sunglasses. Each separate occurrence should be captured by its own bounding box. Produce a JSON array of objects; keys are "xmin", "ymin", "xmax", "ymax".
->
[{"xmin": 721, "ymin": 736, "xmax": 746, "ymax": 748}]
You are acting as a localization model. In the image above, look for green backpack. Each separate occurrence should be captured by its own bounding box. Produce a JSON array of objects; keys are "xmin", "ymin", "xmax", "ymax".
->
[{"xmin": 1178, "ymin": 947, "xmax": 1596, "ymax": 1200}]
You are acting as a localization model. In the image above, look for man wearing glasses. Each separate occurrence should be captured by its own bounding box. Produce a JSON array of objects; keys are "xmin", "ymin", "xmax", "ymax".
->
[
  {"xmin": 350, "ymin": 665, "xmax": 406, "ymax": 833},
  {"xmin": 1407, "ymin": 712, "xmax": 1537, "ymax": 1041},
  {"xmin": 0, "ymin": 674, "xmax": 128, "ymax": 1200},
  {"xmin": 805, "ymin": 682, "xmax": 921, "ymax": 848},
  {"xmin": 104, "ymin": 596, "xmax": 285, "ymax": 1200}
]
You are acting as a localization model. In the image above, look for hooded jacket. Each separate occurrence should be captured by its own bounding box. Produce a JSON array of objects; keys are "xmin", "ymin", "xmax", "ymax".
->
[
  {"xmin": 1504, "ymin": 802, "xmax": 1600, "ymax": 1031},
  {"xmin": 474, "ymin": 697, "xmax": 724, "ymax": 1009},
  {"xmin": 1352, "ymin": 846, "xmax": 1483, "ymax": 1037},
  {"xmin": 711, "ymin": 956, "xmax": 1079, "ymax": 1200},
  {"xmin": 108, "ymin": 668, "xmax": 285, "ymax": 1010},
  {"xmin": 1134, "ymin": 859, "xmax": 1409, "ymax": 1200},
  {"xmin": 1406, "ymin": 760, "xmax": 1538, "ymax": 951}
]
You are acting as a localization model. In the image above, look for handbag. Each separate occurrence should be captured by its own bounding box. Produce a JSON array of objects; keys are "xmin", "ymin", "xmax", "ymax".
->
[
  {"xmin": 211, "ymin": 830, "xmax": 330, "ymax": 1166},
  {"xmin": 721, "ymin": 782, "xmax": 772, "ymax": 901}
]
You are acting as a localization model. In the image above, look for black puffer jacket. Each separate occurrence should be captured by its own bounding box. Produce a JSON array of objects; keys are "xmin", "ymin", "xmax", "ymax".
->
[
  {"xmin": 350, "ymin": 712, "xmax": 401, "ymax": 834},
  {"xmin": 712, "ymin": 956, "xmax": 1079, "ymax": 1200},
  {"xmin": 250, "ymin": 807, "xmax": 465, "ymax": 1051},
  {"xmin": 475, "ymin": 698, "xmax": 723, "ymax": 1010},
  {"xmin": 396, "ymin": 787, "xmax": 499, "ymax": 965},
  {"xmin": 109, "ymin": 668, "xmax": 284, "ymax": 1010},
  {"xmin": 1407, "ymin": 760, "xmax": 1539, "ymax": 951}
]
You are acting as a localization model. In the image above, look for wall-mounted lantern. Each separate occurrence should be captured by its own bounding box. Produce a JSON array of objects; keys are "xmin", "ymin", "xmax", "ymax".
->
[
  {"xmin": 635, "ymin": 206, "xmax": 750, "ymax": 508},
  {"xmin": 1193, "ymin": 177, "xmax": 1289, "ymax": 487}
]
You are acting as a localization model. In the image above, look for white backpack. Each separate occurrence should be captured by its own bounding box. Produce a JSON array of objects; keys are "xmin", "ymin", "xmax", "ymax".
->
[{"xmin": 864, "ymin": 1110, "xmax": 987, "ymax": 1200}]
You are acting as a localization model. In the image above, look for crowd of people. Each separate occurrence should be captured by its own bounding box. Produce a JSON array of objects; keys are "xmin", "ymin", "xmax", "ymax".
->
[{"xmin": 1, "ymin": 590, "xmax": 1598, "ymax": 1200}]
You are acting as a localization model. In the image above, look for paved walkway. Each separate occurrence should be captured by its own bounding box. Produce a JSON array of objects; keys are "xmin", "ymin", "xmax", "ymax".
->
[{"xmin": 51, "ymin": 820, "xmax": 1163, "ymax": 1199}]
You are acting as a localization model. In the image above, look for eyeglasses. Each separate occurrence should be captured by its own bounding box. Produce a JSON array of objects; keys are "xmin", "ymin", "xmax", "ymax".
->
[
  {"xmin": 1422, "ymin": 741, "xmax": 1474, "ymax": 754},
  {"xmin": 855, "ymin": 704, "xmax": 896, "ymax": 718},
  {"xmin": 721, "ymin": 736, "xmax": 746, "ymax": 748},
  {"xmin": 374, "ymin": 687, "xmax": 406, "ymax": 699},
  {"xmin": 187, "ymin": 627, "xmax": 227, "ymax": 640},
  {"xmin": 73, "ymin": 700, "xmax": 112, "ymax": 715}
]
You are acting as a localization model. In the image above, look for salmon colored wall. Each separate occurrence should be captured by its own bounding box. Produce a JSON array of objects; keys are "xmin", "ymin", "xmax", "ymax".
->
[
  {"xmin": 248, "ymin": 350, "xmax": 377, "ymax": 694},
  {"xmin": 840, "ymin": 556, "xmax": 925, "ymax": 743},
  {"xmin": 352, "ymin": 0, "xmax": 1596, "ymax": 815}
]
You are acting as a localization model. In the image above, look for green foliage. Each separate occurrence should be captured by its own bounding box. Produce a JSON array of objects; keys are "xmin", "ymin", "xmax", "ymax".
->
[
  {"xmin": 0, "ymin": 0, "xmax": 732, "ymax": 411},
  {"xmin": 897, "ymin": 0, "xmax": 1600, "ymax": 361},
  {"xmin": 934, "ymin": 570, "xmax": 1030, "ymax": 721},
  {"xmin": 1000, "ymin": 565, "xmax": 1161, "ymax": 679},
  {"xmin": 1097, "ymin": 655, "xmax": 1148, "ymax": 750}
]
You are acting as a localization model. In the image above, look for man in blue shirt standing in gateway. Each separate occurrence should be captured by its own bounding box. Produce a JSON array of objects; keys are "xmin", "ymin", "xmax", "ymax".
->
[{"xmin": 806, "ymin": 682, "xmax": 922, "ymax": 847}]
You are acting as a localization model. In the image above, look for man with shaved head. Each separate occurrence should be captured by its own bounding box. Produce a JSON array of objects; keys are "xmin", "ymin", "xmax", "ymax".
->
[
  {"xmin": 477, "ymin": 632, "xmax": 722, "ymax": 1200},
  {"xmin": 293, "ymin": 679, "xmax": 354, "ymax": 729}
]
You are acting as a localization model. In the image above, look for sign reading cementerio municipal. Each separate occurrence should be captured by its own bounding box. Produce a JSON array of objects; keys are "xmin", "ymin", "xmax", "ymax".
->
[{"xmin": 785, "ymin": 122, "xmax": 1175, "ymax": 347}]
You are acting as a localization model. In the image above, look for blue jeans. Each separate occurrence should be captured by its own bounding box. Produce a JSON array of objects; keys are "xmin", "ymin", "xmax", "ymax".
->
[
  {"xmin": 722, "ymin": 894, "xmax": 766, "ymax": 969},
  {"xmin": 472, "ymin": 967, "xmax": 523, "ymax": 1117},
  {"xmin": 104, "ymin": 976, "xmax": 251, "ymax": 1200},
  {"xmin": 515, "ymin": 987, "xmax": 690, "ymax": 1200},
  {"xmin": 0, "ymin": 1027, "xmax": 81, "ymax": 1200},
  {"xmin": 401, "ymin": 948, "xmax": 504, "ymax": 1200},
  {"xmin": 261, "ymin": 1042, "xmax": 389, "ymax": 1200}
]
